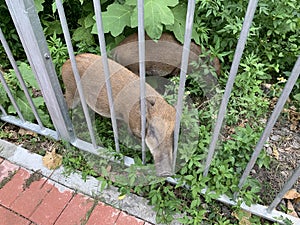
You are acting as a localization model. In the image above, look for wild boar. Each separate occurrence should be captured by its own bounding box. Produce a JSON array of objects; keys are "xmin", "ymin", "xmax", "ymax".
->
[
  {"xmin": 111, "ymin": 33, "xmax": 221, "ymax": 77},
  {"xmin": 61, "ymin": 53, "xmax": 176, "ymax": 177}
]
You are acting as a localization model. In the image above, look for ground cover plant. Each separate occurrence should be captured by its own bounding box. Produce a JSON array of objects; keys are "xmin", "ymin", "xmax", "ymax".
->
[{"xmin": 0, "ymin": 0, "xmax": 299, "ymax": 224}]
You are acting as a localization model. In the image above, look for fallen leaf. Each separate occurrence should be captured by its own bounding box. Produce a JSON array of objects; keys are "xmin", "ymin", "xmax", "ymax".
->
[
  {"xmin": 232, "ymin": 209, "xmax": 252, "ymax": 225},
  {"xmin": 106, "ymin": 165, "xmax": 112, "ymax": 173},
  {"xmin": 287, "ymin": 200, "xmax": 298, "ymax": 217},
  {"xmin": 18, "ymin": 128, "xmax": 37, "ymax": 137},
  {"xmin": 284, "ymin": 189, "xmax": 300, "ymax": 200},
  {"xmin": 42, "ymin": 148, "xmax": 62, "ymax": 170},
  {"xmin": 272, "ymin": 146, "xmax": 279, "ymax": 160},
  {"xmin": 118, "ymin": 194, "xmax": 126, "ymax": 200}
]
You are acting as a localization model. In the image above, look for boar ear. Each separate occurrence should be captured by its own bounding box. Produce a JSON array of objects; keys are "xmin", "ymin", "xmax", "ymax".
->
[
  {"xmin": 146, "ymin": 97, "xmax": 156, "ymax": 107},
  {"xmin": 144, "ymin": 97, "xmax": 156, "ymax": 122}
]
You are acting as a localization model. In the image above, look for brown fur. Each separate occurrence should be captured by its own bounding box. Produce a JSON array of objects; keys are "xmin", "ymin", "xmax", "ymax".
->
[
  {"xmin": 62, "ymin": 53, "xmax": 176, "ymax": 176},
  {"xmin": 112, "ymin": 33, "xmax": 221, "ymax": 76}
]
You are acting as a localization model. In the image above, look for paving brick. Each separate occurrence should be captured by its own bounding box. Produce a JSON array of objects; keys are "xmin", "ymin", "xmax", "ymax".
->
[
  {"xmin": 115, "ymin": 211, "xmax": 145, "ymax": 225},
  {"xmin": 86, "ymin": 202, "xmax": 120, "ymax": 225},
  {"xmin": 0, "ymin": 169, "xmax": 30, "ymax": 207},
  {"xmin": 30, "ymin": 183, "xmax": 73, "ymax": 225},
  {"xmin": 54, "ymin": 193, "xmax": 94, "ymax": 225},
  {"xmin": 0, "ymin": 205, "xmax": 31, "ymax": 225},
  {"xmin": 0, "ymin": 160, "xmax": 19, "ymax": 182},
  {"xmin": 10, "ymin": 178, "xmax": 53, "ymax": 217}
]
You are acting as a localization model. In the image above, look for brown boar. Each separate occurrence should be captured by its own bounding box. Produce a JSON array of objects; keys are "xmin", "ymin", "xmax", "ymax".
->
[
  {"xmin": 111, "ymin": 33, "xmax": 221, "ymax": 77},
  {"xmin": 62, "ymin": 53, "xmax": 176, "ymax": 177}
]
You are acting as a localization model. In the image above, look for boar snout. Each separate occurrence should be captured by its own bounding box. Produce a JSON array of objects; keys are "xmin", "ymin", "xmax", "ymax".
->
[{"xmin": 153, "ymin": 152, "xmax": 173, "ymax": 177}]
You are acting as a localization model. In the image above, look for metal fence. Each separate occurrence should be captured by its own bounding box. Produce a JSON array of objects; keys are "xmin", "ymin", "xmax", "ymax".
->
[{"xmin": 0, "ymin": 0, "xmax": 300, "ymax": 224}]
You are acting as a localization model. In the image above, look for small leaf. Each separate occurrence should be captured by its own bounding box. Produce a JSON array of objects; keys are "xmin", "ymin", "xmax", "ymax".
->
[
  {"xmin": 184, "ymin": 175, "xmax": 194, "ymax": 181},
  {"xmin": 42, "ymin": 148, "xmax": 62, "ymax": 170},
  {"xmin": 18, "ymin": 128, "xmax": 37, "ymax": 137},
  {"xmin": 118, "ymin": 194, "xmax": 126, "ymax": 200},
  {"xmin": 84, "ymin": 13, "xmax": 95, "ymax": 28},
  {"xmin": 287, "ymin": 200, "xmax": 298, "ymax": 217},
  {"xmin": 294, "ymin": 93, "xmax": 300, "ymax": 101},
  {"xmin": 34, "ymin": 0, "xmax": 45, "ymax": 13},
  {"xmin": 284, "ymin": 189, "xmax": 300, "ymax": 200},
  {"xmin": 73, "ymin": 27, "xmax": 94, "ymax": 45}
]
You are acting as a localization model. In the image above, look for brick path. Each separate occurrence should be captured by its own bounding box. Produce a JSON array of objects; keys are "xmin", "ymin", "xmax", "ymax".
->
[{"xmin": 0, "ymin": 158, "xmax": 151, "ymax": 225}]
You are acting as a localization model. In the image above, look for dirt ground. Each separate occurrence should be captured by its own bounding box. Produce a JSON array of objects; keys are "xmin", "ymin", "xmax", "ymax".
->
[{"xmin": 250, "ymin": 115, "xmax": 300, "ymax": 217}]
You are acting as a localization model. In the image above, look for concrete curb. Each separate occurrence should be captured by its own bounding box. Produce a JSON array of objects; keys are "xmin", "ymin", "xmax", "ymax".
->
[{"xmin": 0, "ymin": 139, "xmax": 160, "ymax": 224}]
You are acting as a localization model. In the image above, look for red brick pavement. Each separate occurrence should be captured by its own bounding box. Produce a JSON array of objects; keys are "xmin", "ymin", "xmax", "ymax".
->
[{"xmin": 0, "ymin": 158, "xmax": 151, "ymax": 225}]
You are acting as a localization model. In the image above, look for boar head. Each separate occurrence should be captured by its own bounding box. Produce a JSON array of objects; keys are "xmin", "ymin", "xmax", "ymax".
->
[{"xmin": 144, "ymin": 97, "xmax": 176, "ymax": 177}]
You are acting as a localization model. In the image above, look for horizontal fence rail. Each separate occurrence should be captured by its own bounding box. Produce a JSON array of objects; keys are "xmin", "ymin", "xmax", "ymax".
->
[{"xmin": 0, "ymin": 0, "xmax": 299, "ymax": 224}]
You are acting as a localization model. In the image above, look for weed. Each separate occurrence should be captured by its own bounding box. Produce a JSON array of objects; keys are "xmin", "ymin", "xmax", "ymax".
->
[
  {"xmin": 0, "ymin": 170, "xmax": 17, "ymax": 189},
  {"xmin": 23, "ymin": 170, "xmax": 43, "ymax": 190}
]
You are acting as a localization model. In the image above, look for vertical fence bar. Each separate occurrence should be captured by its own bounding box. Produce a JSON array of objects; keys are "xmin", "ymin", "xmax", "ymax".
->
[
  {"xmin": 137, "ymin": 0, "xmax": 146, "ymax": 164},
  {"xmin": 203, "ymin": 0, "xmax": 259, "ymax": 176},
  {"xmin": 268, "ymin": 164, "xmax": 300, "ymax": 212},
  {"xmin": 0, "ymin": 105, "xmax": 7, "ymax": 116},
  {"xmin": 0, "ymin": 71, "xmax": 25, "ymax": 121},
  {"xmin": 55, "ymin": 0, "xmax": 97, "ymax": 148},
  {"xmin": 267, "ymin": 164, "xmax": 300, "ymax": 213},
  {"xmin": 234, "ymin": 55, "xmax": 300, "ymax": 199},
  {"xmin": 5, "ymin": 0, "xmax": 75, "ymax": 142},
  {"xmin": 0, "ymin": 27, "xmax": 44, "ymax": 129},
  {"xmin": 93, "ymin": 0, "xmax": 120, "ymax": 152},
  {"xmin": 173, "ymin": 0, "xmax": 196, "ymax": 172}
]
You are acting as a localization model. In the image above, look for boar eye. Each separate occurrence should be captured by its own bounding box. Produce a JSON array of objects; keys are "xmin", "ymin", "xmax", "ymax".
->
[
  {"xmin": 148, "ymin": 124, "xmax": 156, "ymax": 137},
  {"xmin": 147, "ymin": 124, "xmax": 160, "ymax": 145}
]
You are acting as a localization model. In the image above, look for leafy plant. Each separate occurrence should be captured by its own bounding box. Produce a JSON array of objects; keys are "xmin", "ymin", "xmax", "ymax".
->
[{"xmin": 1, "ymin": 62, "xmax": 52, "ymax": 128}]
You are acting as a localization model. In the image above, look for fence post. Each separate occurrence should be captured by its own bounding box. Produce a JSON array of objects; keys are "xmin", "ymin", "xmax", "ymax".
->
[{"xmin": 5, "ymin": 0, "xmax": 75, "ymax": 142}]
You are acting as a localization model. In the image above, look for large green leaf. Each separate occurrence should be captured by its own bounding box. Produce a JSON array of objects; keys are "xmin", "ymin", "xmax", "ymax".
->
[
  {"xmin": 93, "ymin": 3, "xmax": 132, "ymax": 37},
  {"xmin": 8, "ymin": 91, "xmax": 34, "ymax": 121},
  {"xmin": 14, "ymin": 63, "xmax": 39, "ymax": 90},
  {"xmin": 131, "ymin": 0, "xmax": 178, "ymax": 39},
  {"xmin": 166, "ymin": 4, "xmax": 200, "ymax": 44}
]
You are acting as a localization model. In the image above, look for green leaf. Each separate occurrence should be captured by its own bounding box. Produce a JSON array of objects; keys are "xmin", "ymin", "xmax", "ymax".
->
[
  {"xmin": 184, "ymin": 175, "xmax": 194, "ymax": 181},
  {"xmin": 0, "ymin": 82, "xmax": 9, "ymax": 105},
  {"xmin": 37, "ymin": 108, "xmax": 51, "ymax": 127},
  {"xmin": 294, "ymin": 93, "xmax": 300, "ymax": 101},
  {"xmin": 166, "ymin": 3, "xmax": 200, "ymax": 44},
  {"xmin": 73, "ymin": 27, "xmax": 94, "ymax": 45},
  {"xmin": 34, "ymin": 0, "xmax": 45, "ymax": 13},
  {"xmin": 32, "ymin": 96, "xmax": 45, "ymax": 108},
  {"xmin": 9, "ymin": 92, "xmax": 34, "ymax": 121},
  {"xmin": 16, "ymin": 63, "xmax": 39, "ymax": 89},
  {"xmin": 131, "ymin": 0, "xmax": 178, "ymax": 39},
  {"xmin": 94, "ymin": 3, "xmax": 132, "ymax": 37},
  {"xmin": 125, "ymin": 0, "xmax": 137, "ymax": 6},
  {"xmin": 44, "ymin": 20, "xmax": 63, "ymax": 36},
  {"xmin": 84, "ymin": 13, "xmax": 95, "ymax": 28}
]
